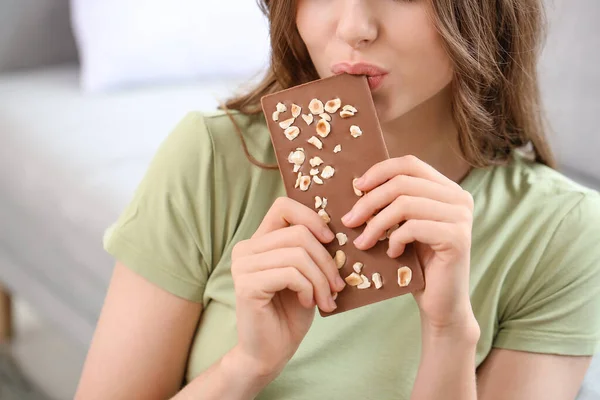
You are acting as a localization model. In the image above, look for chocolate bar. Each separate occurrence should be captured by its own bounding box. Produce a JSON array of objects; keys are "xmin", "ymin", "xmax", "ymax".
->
[{"xmin": 260, "ymin": 74, "xmax": 424, "ymax": 317}]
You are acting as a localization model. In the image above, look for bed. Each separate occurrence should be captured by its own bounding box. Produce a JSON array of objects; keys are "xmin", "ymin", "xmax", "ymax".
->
[{"xmin": 0, "ymin": 65, "xmax": 244, "ymax": 345}]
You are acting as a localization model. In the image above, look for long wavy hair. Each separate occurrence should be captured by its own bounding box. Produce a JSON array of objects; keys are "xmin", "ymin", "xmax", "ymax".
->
[{"xmin": 224, "ymin": 0, "xmax": 555, "ymax": 170}]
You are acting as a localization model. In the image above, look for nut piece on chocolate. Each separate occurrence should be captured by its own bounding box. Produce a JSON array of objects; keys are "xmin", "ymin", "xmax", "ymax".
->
[
  {"xmin": 398, "ymin": 266, "xmax": 412, "ymax": 287},
  {"xmin": 321, "ymin": 166, "xmax": 335, "ymax": 179},
  {"xmin": 357, "ymin": 274, "xmax": 371, "ymax": 289},
  {"xmin": 308, "ymin": 136, "xmax": 324, "ymax": 150},
  {"xmin": 284, "ymin": 126, "xmax": 300, "ymax": 141},
  {"xmin": 336, "ymin": 232, "xmax": 348, "ymax": 246},
  {"xmin": 325, "ymin": 98, "xmax": 342, "ymax": 113},
  {"xmin": 353, "ymin": 262, "xmax": 364, "ymax": 273},
  {"xmin": 334, "ymin": 250, "xmax": 346, "ymax": 269},
  {"xmin": 315, "ymin": 196, "xmax": 323, "ymax": 209},
  {"xmin": 310, "ymin": 156, "xmax": 324, "ymax": 167},
  {"xmin": 372, "ymin": 273, "xmax": 383, "ymax": 289},
  {"xmin": 334, "ymin": 144, "xmax": 342, "ymax": 153},
  {"xmin": 313, "ymin": 176, "xmax": 324, "ymax": 185},
  {"xmin": 319, "ymin": 113, "xmax": 332, "ymax": 122},
  {"xmin": 288, "ymin": 149, "xmax": 305, "ymax": 166},
  {"xmin": 321, "ymin": 197, "xmax": 328, "ymax": 208},
  {"xmin": 276, "ymin": 102, "xmax": 287, "ymax": 113},
  {"xmin": 299, "ymin": 176, "xmax": 311, "ymax": 191},
  {"xmin": 340, "ymin": 110, "xmax": 354, "ymax": 119},
  {"xmin": 272, "ymin": 111, "xmax": 280, "ymax": 122},
  {"xmin": 302, "ymin": 114, "xmax": 314, "ymax": 125},
  {"xmin": 291, "ymin": 104, "xmax": 302, "ymax": 118},
  {"xmin": 309, "ymin": 99, "xmax": 325, "ymax": 115},
  {"xmin": 310, "ymin": 168, "xmax": 319, "ymax": 176},
  {"xmin": 318, "ymin": 209, "xmax": 331, "ymax": 223},
  {"xmin": 279, "ymin": 118, "xmax": 295, "ymax": 130},
  {"xmin": 342, "ymin": 105, "xmax": 358, "ymax": 113},
  {"xmin": 352, "ymin": 178, "xmax": 363, "ymax": 196},
  {"xmin": 350, "ymin": 125, "xmax": 363, "ymax": 138},
  {"xmin": 340, "ymin": 105, "xmax": 358, "ymax": 119},
  {"xmin": 345, "ymin": 272, "xmax": 363, "ymax": 286},
  {"xmin": 316, "ymin": 119, "xmax": 331, "ymax": 138}
]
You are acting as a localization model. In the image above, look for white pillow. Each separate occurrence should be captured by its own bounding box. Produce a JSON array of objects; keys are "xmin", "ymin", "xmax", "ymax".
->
[{"xmin": 71, "ymin": 0, "xmax": 271, "ymax": 92}]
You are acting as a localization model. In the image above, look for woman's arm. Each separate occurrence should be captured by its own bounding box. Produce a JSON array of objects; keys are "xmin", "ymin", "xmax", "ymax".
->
[
  {"xmin": 477, "ymin": 349, "xmax": 591, "ymax": 400},
  {"xmin": 76, "ymin": 263, "xmax": 202, "ymax": 399},
  {"xmin": 410, "ymin": 333, "xmax": 591, "ymax": 400},
  {"xmin": 344, "ymin": 157, "xmax": 596, "ymax": 399},
  {"xmin": 76, "ymin": 263, "xmax": 268, "ymax": 399},
  {"xmin": 345, "ymin": 156, "xmax": 480, "ymax": 399},
  {"xmin": 410, "ymin": 323, "xmax": 479, "ymax": 400}
]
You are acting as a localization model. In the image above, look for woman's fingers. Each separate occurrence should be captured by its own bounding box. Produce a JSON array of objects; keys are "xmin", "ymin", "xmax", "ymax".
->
[
  {"xmin": 353, "ymin": 196, "xmax": 467, "ymax": 250},
  {"xmin": 232, "ymin": 247, "xmax": 338, "ymax": 312},
  {"xmin": 235, "ymin": 225, "xmax": 345, "ymax": 293},
  {"xmin": 355, "ymin": 155, "xmax": 462, "ymax": 193},
  {"xmin": 387, "ymin": 219, "xmax": 470, "ymax": 259},
  {"xmin": 240, "ymin": 267, "xmax": 315, "ymax": 309},
  {"xmin": 343, "ymin": 175, "xmax": 463, "ymax": 227},
  {"xmin": 253, "ymin": 197, "xmax": 335, "ymax": 243},
  {"xmin": 231, "ymin": 197, "xmax": 345, "ymax": 313}
]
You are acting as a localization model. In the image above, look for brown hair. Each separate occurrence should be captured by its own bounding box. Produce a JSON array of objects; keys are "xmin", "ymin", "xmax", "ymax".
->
[{"xmin": 224, "ymin": 0, "xmax": 556, "ymax": 169}]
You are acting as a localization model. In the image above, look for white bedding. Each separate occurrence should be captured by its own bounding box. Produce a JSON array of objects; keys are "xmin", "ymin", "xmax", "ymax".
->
[{"xmin": 0, "ymin": 65, "xmax": 246, "ymax": 342}]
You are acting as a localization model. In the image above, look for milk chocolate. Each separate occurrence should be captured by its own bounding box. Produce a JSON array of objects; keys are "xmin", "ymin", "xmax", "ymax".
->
[{"xmin": 260, "ymin": 74, "xmax": 424, "ymax": 317}]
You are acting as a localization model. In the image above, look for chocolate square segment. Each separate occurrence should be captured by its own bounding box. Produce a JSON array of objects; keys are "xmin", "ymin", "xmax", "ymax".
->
[{"xmin": 261, "ymin": 73, "xmax": 424, "ymax": 317}]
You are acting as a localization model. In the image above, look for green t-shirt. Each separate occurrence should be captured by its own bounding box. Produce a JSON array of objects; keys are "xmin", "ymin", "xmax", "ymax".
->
[{"xmin": 104, "ymin": 111, "xmax": 600, "ymax": 399}]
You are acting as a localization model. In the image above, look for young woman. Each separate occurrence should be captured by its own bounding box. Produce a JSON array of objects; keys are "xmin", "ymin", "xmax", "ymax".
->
[{"xmin": 76, "ymin": 1, "xmax": 600, "ymax": 399}]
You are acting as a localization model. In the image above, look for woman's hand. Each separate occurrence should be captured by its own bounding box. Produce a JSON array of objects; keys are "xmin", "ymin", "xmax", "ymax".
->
[
  {"xmin": 229, "ymin": 197, "xmax": 346, "ymax": 382},
  {"xmin": 341, "ymin": 155, "xmax": 478, "ymax": 339}
]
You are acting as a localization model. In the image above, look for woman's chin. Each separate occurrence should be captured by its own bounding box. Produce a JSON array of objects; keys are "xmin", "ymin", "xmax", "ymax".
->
[{"xmin": 373, "ymin": 101, "xmax": 409, "ymax": 124}]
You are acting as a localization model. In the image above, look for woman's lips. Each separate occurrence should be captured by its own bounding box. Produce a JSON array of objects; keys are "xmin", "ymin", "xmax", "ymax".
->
[
  {"xmin": 331, "ymin": 62, "xmax": 389, "ymax": 92},
  {"xmin": 367, "ymin": 75, "xmax": 386, "ymax": 91}
]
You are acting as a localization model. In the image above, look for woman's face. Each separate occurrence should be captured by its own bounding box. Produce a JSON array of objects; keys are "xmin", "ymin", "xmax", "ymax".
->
[{"xmin": 296, "ymin": 0, "xmax": 454, "ymax": 122}]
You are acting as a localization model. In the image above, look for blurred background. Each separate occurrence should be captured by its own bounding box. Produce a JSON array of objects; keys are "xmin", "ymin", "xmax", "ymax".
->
[{"xmin": 0, "ymin": 1, "xmax": 598, "ymax": 399}]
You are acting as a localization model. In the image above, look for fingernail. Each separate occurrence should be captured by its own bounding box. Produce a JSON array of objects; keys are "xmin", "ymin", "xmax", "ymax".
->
[
  {"xmin": 354, "ymin": 234, "xmax": 365, "ymax": 247},
  {"xmin": 336, "ymin": 276, "xmax": 346, "ymax": 290},
  {"xmin": 323, "ymin": 228, "xmax": 334, "ymax": 241},
  {"xmin": 329, "ymin": 297, "xmax": 338, "ymax": 310},
  {"xmin": 342, "ymin": 211, "xmax": 354, "ymax": 223}
]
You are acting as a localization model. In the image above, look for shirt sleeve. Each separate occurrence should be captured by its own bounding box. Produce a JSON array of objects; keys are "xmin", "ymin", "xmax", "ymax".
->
[
  {"xmin": 494, "ymin": 192, "xmax": 600, "ymax": 356},
  {"xmin": 103, "ymin": 112, "xmax": 215, "ymax": 303}
]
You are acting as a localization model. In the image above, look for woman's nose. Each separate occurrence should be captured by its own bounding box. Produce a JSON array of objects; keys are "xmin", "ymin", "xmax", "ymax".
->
[{"xmin": 335, "ymin": 0, "xmax": 379, "ymax": 49}]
